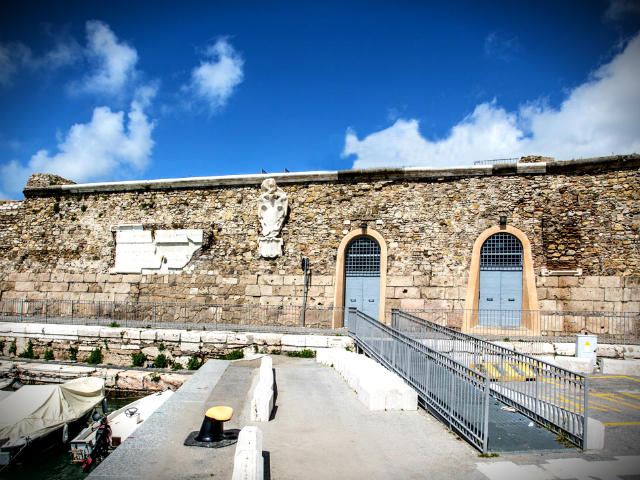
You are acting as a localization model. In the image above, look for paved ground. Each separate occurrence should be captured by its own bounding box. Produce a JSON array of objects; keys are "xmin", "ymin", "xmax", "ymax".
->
[{"xmin": 88, "ymin": 356, "xmax": 640, "ymax": 480}]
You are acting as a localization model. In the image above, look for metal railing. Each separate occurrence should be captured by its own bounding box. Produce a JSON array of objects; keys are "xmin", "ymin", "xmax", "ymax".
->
[
  {"xmin": 397, "ymin": 308, "xmax": 640, "ymax": 346},
  {"xmin": 0, "ymin": 298, "xmax": 345, "ymax": 334},
  {"xmin": 473, "ymin": 158, "xmax": 519, "ymax": 165},
  {"xmin": 393, "ymin": 309, "xmax": 588, "ymax": 448},
  {"xmin": 348, "ymin": 308, "xmax": 491, "ymax": 453}
]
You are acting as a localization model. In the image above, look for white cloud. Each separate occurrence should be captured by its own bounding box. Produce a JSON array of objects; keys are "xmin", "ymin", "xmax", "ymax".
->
[
  {"xmin": 184, "ymin": 38, "xmax": 244, "ymax": 111},
  {"xmin": 78, "ymin": 20, "xmax": 138, "ymax": 95},
  {"xmin": 0, "ymin": 98, "xmax": 155, "ymax": 197},
  {"xmin": 604, "ymin": 0, "xmax": 640, "ymax": 21},
  {"xmin": 344, "ymin": 33, "xmax": 640, "ymax": 169}
]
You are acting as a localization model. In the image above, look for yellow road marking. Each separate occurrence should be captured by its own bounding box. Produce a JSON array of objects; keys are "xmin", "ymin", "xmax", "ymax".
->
[
  {"xmin": 603, "ymin": 422, "xmax": 640, "ymax": 426},
  {"xmin": 588, "ymin": 399, "xmax": 622, "ymax": 412},
  {"xmin": 620, "ymin": 392, "xmax": 640, "ymax": 401},
  {"xmin": 590, "ymin": 376, "xmax": 640, "ymax": 382},
  {"xmin": 592, "ymin": 394, "xmax": 640, "ymax": 410}
]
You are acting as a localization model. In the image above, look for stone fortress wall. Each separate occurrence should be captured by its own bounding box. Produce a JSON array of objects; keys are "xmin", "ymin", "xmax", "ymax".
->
[{"xmin": 0, "ymin": 154, "xmax": 639, "ymax": 320}]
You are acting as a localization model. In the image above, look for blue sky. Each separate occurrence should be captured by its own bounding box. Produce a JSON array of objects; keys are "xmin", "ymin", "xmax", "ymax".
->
[{"xmin": 1, "ymin": 0, "xmax": 640, "ymax": 198}]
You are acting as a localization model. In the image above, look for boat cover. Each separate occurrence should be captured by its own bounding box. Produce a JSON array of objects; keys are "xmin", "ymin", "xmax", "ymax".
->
[{"xmin": 0, "ymin": 377, "xmax": 105, "ymax": 440}]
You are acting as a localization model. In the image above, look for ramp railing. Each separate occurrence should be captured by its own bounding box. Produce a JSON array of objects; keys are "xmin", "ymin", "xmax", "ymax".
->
[
  {"xmin": 393, "ymin": 309, "xmax": 588, "ymax": 448},
  {"xmin": 348, "ymin": 308, "xmax": 491, "ymax": 453}
]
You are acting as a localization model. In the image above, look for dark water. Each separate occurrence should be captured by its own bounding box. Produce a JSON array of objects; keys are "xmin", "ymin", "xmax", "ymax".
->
[{"xmin": 0, "ymin": 394, "xmax": 144, "ymax": 480}]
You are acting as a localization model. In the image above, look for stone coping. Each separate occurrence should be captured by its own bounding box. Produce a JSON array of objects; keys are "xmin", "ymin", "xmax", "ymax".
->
[{"xmin": 22, "ymin": 154, "xmax": 640, "ymax": 196}]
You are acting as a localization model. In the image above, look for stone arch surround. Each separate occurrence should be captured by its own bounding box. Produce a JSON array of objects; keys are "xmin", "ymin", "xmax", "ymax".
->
[
  {"xmin": 333, "ymin": 227, "xmax": 388, "ymax": 327},
  {"xmin": 463, "ymin": 225, "xmax": 540, "ymax": 334}
]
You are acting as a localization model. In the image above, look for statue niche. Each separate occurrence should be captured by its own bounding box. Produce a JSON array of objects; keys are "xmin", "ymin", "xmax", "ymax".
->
[{"xmin": 258, "ymin": 178, "xmax": 288, "ymax": 258}]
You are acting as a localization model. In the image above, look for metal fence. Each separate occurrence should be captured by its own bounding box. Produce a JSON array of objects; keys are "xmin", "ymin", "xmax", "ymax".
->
[
  {"xmin": 348, "ymin": 308, "xmax": 491, "ymax": 453},
  {"xmin": 393, "ymin": 309, "xmax": 588, "ymax": 448},
  {"xmin": 473, "ymin": 158, "xmax": 519, "ymax": 165},
  {"xmin": 397, "ymin": 308, "xmax": 640, "ymax": 346},
  {"xmin": 0, "ymin": 298, "xmax": 345, "ymax": 334}
]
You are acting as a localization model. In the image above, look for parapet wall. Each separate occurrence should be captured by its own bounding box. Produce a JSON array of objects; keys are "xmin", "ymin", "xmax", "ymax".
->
[{"xmin": 1, "ymin": 155, "xmax": 639, "ymax": 315}]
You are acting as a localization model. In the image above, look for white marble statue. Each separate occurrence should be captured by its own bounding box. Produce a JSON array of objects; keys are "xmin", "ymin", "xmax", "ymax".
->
[{"xmin": 258, "ymin": 178, "xmax": 288, "ymax": 258}]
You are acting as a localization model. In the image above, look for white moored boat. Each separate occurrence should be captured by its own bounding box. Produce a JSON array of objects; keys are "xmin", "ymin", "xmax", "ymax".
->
[
  {"xmin": 0, "ymin": 377, "xmax": 105, "ymax": 466},
  {"xmin": 70, "ymin": 389, "xmax": 173, "ymax": 465}
]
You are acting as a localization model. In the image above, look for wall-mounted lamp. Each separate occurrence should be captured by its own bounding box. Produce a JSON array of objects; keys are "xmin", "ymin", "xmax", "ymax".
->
[
  {"xmin": 499, "ymin": 216, "xmax": 507, "ymax": 226},
  {"xmin": 360, "ymin": 221, "xmax": 368, "ymax": 229}
]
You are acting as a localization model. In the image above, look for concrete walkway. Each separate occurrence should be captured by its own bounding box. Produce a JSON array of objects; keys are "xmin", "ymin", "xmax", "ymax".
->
[{"xmin": 244, "ymin": 356, "xmax": 486, "ymax": 480}]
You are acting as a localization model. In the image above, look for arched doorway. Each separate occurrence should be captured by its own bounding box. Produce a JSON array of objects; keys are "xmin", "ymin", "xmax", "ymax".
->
[
  {"xmin": 344, "ymin": 236, "xmax": 381, "ymax": 323},
  {"xmin": 479, "ymin": 232, "xmax": 523, "ymax": 326}
]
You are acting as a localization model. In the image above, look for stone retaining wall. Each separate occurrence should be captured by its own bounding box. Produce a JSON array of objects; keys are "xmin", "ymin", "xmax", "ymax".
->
[
  {"xmin": 0, "ymin": 322, "xmax": 354, "ymax": 368},
  {"xmin": 1, "ymin": 155, "xmax": 639, "ymax": 314}
]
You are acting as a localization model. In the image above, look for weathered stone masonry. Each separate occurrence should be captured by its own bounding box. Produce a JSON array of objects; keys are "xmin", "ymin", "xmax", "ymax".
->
[{"xmin": 0, "ymin": 155, "xmax": 639, "ymax": 318}]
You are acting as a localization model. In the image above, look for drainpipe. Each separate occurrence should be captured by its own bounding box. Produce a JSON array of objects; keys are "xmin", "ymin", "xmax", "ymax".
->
[{"xmin": 301, "ymin": 258, "xmax": 309, "ymax": 327}]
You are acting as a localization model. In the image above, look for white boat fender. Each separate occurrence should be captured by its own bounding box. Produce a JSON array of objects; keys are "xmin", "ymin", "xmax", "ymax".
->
[{"xmin": 62, "ymin": 424, "xmax": 69, "ymax": 443}]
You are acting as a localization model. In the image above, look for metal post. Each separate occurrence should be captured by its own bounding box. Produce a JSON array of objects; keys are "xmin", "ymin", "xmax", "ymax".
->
[
  {"xmin": 482, "ymin": 378, "xmax": 490, "ymax": 454},
  {"xmin": 583, "ymin": 376, "xmax": 589, "ymax": 449},
  {"xmin": 20, "ymin": 298, "xmax": 23, "ymax": 323},
  {"xmin": 301, "ymin": 258, "xmax": 309, "ymax": 328},
  {"xmin": 71, "ymin": 300, "xmax": 74, "ymax": 324}
]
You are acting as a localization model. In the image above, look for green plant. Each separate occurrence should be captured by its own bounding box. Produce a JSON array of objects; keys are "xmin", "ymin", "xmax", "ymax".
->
[
  {"xmin": 555, "ymin": 431, "xmax": 573, "ymax": 448},
  {"xmin": 172, "ymin": 362, "xmax": 184, "ymax": 371},
  {"xmin": 253, "ymin": 345, "xmax": 258, "ymax": 353},
  {"xmin": 187, "ymin": 356, "xmax": 201, "ymax": 370},
  {"xmin": 80, "ymin": 205, "xmax": 87, "ymax": 212},
  {"xmin": 271, "ymin": 350, "xmax": 281, "ymax": 355},
  {"xmin": 478, "ymin": 453, "xmax": 500, "ymax": 458},
  {"xmin": 131, "ymin": 352, "xmax": 146, "ymax": 367},
  {"xmin": 53, "ymin": 202, "xmax": 60, "ymax": 213},
  {"xmin": 503, "ymin": 337, "xmax": 510, "ymax": 342},
  {"xmin": 0, "ymin": 339, "xmax": 5, "ymax": 353},
  {"xmin": 158, "ymin": 343, "xmax": 166, "ymax": 351},
  {"xmin": 150, "ymin": 374, "xmax": 161, "ymax": 383},
  {"xmin": 18, "ymin": 340, "xmax": 38, "ymax": 359},
  {"xmin": 153, "ymin": 354, "xmax": 169, "ymax": 368},
  {"xmin": 9, "ymin": 342, "xmax": 17, "ymax": 355},
  {"xmin": 345, "ymin": 346, "xmax": 351, "ymax": 352},
  {"xmin": 44, "ymin": 349, "xmax": 54, "ymax": 361},
  {"xmin": 221, "ymin": 350, "xmax": 244, "ymax": 360},
  {"xmin": 110, "ymin": 321, "xmax": 120, "ymax": 328},
  {"xmin": 87, "ymin": 348, "xmax": 103, "ymax": 365},
  {"xmin": 68, "ymin": 346, "xmax": 78, "ymax": 361},
  {"xmin": 286, "ymin": 349, "xmax": 315, "ymax": 358}
]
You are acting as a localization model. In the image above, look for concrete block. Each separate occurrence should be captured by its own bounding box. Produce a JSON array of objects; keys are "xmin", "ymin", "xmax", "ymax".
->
[
  {"xmin": 227, "ymin": 333, "xmax": 251, "ymax": 346},
  {"xmin": 99, "ymin": 327, "xmax": 125, "ymax": 339},
  {"xmin": 304, "ymin": 335, "xmax": 328, "ymax": 348},
  {"xmin": 358, "ymin": 379, "xmax": 386, "ymax": 411},
  {"xmin": 42, "ymin": 324, "xmax": 78, "ymax": 338},
  {"xmin": 180, "ymin": 331, "xmax": 202, "ymax": 343},
  {"xmin": 554, "ymin": 343, "xmax": 576, "ymax": 356},
  {"xmin": 156, "ymin": 329, "xmax": 182, "ymax": 342},
  {"xmin": 251, "ymin": 333, "xmax": 282, "ymax": 346},
  {"xmin": 25, "ymin": 324, "xmax": 45, "ymax": 335},
  {"xmin": 201, "ymin": 331, "xmax": 230, "ymax": 344},
  {"xmin": 554, "ymin": 357, "xmax": 594, "ymax": 374},
  {"xmin": 78, "ymin": 325, "xmax": 102, "ymax": 338},
  {"xmin": 180, "ymin": 342, "xmax": 201, "ymax": 353},
  {"xmin": 122, "ymin": 328, "xmax": 141, "ymax": 342},
  {"xmin": 597, "ymin": 344, "xmax": 626, "ymax": 359},
  {"xmin": 281, "ymin": 335, "xmax": 306, "ymax": 347},
  {"xmin": 140, "ymin": 329, "xmax": 158, "ymax": 342},
  {"xmin": 586, "ymin": 417, "xmax": 605, "ymax": 450},
  {"xmin": 600, "ymin": 358, "xmax": 640, "ymax": 375},
  {"xmin": 232, "ymin": 427, "xmax": 264, "ymax": 480}
]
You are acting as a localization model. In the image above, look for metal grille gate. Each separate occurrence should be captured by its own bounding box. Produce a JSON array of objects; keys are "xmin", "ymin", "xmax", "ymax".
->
[
  {"xmin": 348, "ymin": 308, "xmax": 491, "ymax": 452},
  {"xmin": 480, "ymin": 233, "xmax": 523, "ymax": 326},
  {"xmin": 345, "ymin": 236, "xmax": 381, "ymax": 321}
]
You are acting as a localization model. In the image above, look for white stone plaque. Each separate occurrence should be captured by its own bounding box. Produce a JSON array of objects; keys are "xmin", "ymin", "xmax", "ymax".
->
[
  {"xmin": 110, "ymin": 225, "xmax": 204, "ymax": 274},
  {"xmin": 257, "ymin": 179, "xmax": 288, "ymax": 258}
]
